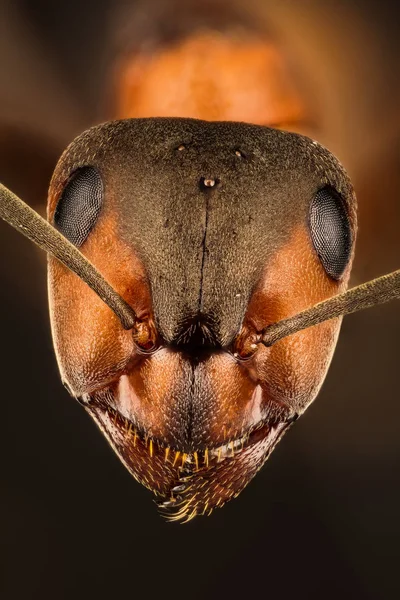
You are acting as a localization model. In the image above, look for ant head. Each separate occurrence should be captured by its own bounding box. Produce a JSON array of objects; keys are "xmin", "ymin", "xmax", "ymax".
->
[{"xmin": 45, "ymin": 118, "xmax": 356, "ymax": 520}]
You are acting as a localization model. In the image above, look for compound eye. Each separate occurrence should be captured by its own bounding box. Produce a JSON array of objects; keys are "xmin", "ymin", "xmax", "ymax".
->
[
  {"xmin": 54, "ymin": 166, "xmax": 103, "ymax": 247},
  {"xmin": 309, "ymin": 186, "xmax": 352, "ymax": 280}
]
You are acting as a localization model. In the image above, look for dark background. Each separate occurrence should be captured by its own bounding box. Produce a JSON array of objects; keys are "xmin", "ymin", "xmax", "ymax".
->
[{"xmin": 1, "ymin": 1, "xmax": 400, "ymax": 598}]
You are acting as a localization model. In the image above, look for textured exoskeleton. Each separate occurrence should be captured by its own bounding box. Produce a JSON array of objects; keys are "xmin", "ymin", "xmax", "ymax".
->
[{"xmin": 46, "ymin": 118, "xmax": 356, "ymax": 521}]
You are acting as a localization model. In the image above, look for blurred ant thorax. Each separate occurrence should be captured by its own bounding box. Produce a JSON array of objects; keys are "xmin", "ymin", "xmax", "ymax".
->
[{"xmin": 113, "ymin": 30, "xmax": 303, "ymax": 128}]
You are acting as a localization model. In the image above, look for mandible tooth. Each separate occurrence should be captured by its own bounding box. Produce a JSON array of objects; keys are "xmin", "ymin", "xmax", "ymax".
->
[{"xmin": 173, "ymin": 451, "xmax": 181, "ymax": 467}]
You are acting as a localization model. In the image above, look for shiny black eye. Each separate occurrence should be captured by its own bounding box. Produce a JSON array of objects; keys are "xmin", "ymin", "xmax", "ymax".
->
[
  {"xmin": 309, "ymin": 186, "xmax": 352, "ymax": 280},
  {"xmin": 54, "ymin": 166, "xmax": 103, "ymax": 247}
]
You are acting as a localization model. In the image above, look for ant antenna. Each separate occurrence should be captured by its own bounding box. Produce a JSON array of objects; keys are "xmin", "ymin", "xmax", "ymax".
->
[
  {"xmin": 262, "ymin": 269, "xmax": 400, "ymax": 346},
  {"xmin": 0, "ymin": 183, "xmax": 136, "ymax": 330}
]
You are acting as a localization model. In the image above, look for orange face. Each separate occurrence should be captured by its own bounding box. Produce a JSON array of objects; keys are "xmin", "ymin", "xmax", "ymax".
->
[{"xmin": 48, "ymin": 118, "xmax": 356, "ymax": 521}]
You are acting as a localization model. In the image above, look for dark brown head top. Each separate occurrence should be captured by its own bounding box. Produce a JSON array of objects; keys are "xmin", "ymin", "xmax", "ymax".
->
[{"xmin": 46, "ymin": 118, "xmax": 356, "ymax": 521}]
